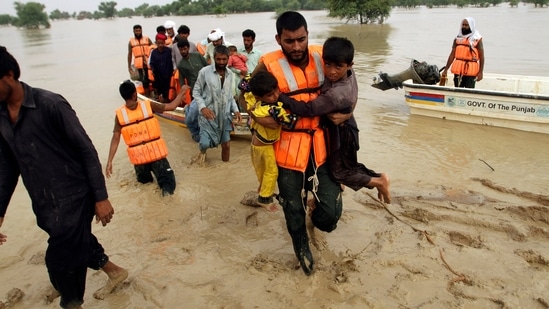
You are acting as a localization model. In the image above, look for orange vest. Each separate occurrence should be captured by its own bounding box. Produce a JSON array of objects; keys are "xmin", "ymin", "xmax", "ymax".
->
[
  {"xmin": 451, "ymin": 37, "xmax": 480, "ymax": 77},
  {"xmin": 116, "ymin": 100, "xmax": 168, "ymax": 165},
  {"xmin": 262, "ymin": 46, "xmax": 326, "ymax": 172},
  {"xmin": 196, "ymin": 43, "xmax": 206, "ymax": 56},
  {"xmin": 130, "ymin": 36, "xmax": 151, "ymax": 69},
  {"xmin": 168, "ymin": 70, "xmax": 191, "ymax": 105}
]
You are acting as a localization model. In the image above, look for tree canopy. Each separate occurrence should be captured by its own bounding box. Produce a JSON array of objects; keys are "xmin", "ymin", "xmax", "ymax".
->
[
  {"xmin": 328, "ymin": 0, "xmax": 391, "ymax": 23},
  {"xmin": 13, "ymin": 1, "xmax": 50, "ymax": 28}
]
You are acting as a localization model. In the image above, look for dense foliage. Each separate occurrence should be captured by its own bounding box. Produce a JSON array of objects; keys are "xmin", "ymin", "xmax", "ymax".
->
[
  {"xmin": 12, "ymin": 2, "xmax": 50, "ymax": 28},
  {"xmin": 1, "ymin": 0, "xmax": 547, "ymax": 27}
]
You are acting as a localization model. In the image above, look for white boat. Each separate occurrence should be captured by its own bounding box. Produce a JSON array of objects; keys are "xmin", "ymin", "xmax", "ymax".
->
[
  {"xmin": 402, "ymin": 73, "xmax": 549, "ymax": 134},
  {"xmin": 137, "ymin": 93, "xmax": 251, "ymax": 137}
]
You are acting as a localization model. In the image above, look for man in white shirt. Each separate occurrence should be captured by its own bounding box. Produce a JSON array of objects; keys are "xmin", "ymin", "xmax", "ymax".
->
[{"xmin": 239, "ymin": 29, "xmax": 262, "ymax": 73}]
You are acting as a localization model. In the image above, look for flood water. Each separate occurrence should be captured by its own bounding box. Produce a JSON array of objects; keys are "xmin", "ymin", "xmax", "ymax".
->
[{"xmin": 1, "ymin": 6, "xmax": 548, "ymax": 306}]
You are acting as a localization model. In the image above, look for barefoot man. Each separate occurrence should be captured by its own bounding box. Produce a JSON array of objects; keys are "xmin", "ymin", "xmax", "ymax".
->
[{"xmin": 0, "ymin": 46, "xmax": 127, "ymax": 309}]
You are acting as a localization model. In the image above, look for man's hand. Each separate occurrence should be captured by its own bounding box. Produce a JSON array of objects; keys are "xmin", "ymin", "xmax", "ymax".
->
[
  {"xmin": 234, "ymin": 112, "xmax": 242, "ymax": 124},
  {"xmin": 105, "ymin": 162, "xmax": 113, "ymax": 178},
  {"xmin": 179, "ymin": 85, "xmax": 190, "ymax": 94},
  {"xmin": 0, "ymin": 217, "xmax": 6, "ymax": 245},
  {"xmin": 201, "ymin": 107, "xmax": 215, "ymax": 120},
  {"xmin": 327, "ymin": 112, "xmax": 352, "ymax": 126},
  {"xmin": 95, "ymin": 199, "xmax": 115, "ymax": 227}
]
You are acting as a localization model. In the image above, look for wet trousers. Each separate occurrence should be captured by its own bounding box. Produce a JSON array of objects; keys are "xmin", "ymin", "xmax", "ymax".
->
[
  {"xmin": 277, "ymin": 160, "xmax": 342, "ymax": 261},
  {"xmin": 327, "ymin": 123, "xmax": 380, "ymax": 191},
  {"xmin": 134, "ymin": 157, "xmax": 176, "ymax": 194},
  {"xmin": 184, "ymin": 100, "xmax": 200, "ymax": 142},
  {"xmin": 251, "ymin": 144, "xmax": 277, "ymax": 199},
  {"xmin": 44, "ymin": 192, "xmax": 109, "ymax": 308}
]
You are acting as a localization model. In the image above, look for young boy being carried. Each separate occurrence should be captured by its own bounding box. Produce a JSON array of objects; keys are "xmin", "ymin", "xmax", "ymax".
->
[
  {"xmin": 278, "ymin": 37, "xmax": 391, "ymax": 203},
  {"xmin": 243, "ymin": 71, "xmax": 297, "ymax": 212}
]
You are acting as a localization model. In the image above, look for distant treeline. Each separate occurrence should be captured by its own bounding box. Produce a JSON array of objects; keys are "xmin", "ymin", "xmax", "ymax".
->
[{"xmin": 1, "ymin": 0, "xmax": 547, "ymax": 28}]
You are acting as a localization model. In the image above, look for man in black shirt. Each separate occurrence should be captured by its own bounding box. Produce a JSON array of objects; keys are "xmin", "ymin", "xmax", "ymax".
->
[{"xmin": 0, "ymin": 46, "xmax": 127, "ymax": 308}]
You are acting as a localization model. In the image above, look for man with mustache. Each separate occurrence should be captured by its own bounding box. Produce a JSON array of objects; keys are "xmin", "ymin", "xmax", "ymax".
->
[
  {"xmin": 441, "ymin": 17, "xmax": 485, "ymax": 88},
  {"xmin": 192, "ymin": 45, "xmax": 241, "ymax": 165}
]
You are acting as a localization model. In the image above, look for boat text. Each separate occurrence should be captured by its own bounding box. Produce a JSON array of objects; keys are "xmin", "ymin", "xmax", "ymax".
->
[{"xmin": 466, "ymin": 101, "xmax": 536, "ymax": 114}]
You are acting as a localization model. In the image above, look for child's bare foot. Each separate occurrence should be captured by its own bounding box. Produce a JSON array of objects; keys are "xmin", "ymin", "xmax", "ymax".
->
[
  {"xmin": 306, "ymin": 198, "xmax": 316, "ymax": 216},
  {"xmin": 376, "ymin": 173, "xmax": 391, "ymax": 204},
  {"xmin": 93, "ymin": 262, "xmax": 128, "ymax": 300}
]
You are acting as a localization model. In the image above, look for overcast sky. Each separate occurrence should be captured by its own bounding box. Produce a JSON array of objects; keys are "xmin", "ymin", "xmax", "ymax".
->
[{"xmin": 1, "ymin": 0, "xmax": 174, "ymax": 15}]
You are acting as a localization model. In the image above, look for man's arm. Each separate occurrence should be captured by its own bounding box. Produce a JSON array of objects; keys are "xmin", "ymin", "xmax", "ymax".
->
[
  {"xmin": 476, "ymin": 39, "xmax": 484, "ymax": 82},
  {"xmin": 442, "ymin": 41, "xmax": 457, "ymax": 76},
  {"xmin": 105, "ymin": 118, "xmax": 121, "ymax": 179},
  {"xmin": 279, "ymin": 90, "xmax": 353, "ymax": 117},
  {"xmin": 151, "ymin": 85, "xmax": 190, "ymax": 113},
  {"xmin": 192, "ymin": 69, "xmax": 208, "ymax": 111},
  {"xmin": 0, "ymin": 136, "xmax": 19, "ymax": 218},
  {"xmin": 127, "ymin": 42, "xmax": 133, "ymax": 72}
]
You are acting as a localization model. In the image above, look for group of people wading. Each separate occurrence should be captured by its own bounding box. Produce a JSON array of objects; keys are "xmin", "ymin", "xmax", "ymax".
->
[{"xmin": 123, "ymin": 11, "xmax": 392, "ymax": 276}]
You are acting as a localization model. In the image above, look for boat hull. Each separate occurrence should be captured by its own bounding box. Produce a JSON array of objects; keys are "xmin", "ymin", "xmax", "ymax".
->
[{"xmin": 403, "ymin": 74, "xmax": 549, "ymax": 134}]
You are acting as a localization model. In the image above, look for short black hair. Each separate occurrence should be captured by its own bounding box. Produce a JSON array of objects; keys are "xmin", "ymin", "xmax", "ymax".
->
[
  {"xmin": 242, "ymin": 29, "xmax": 256, "ymax": 39},
  {"xmin": 276, "ymin": 11, "xmax": 307, "ymax": 36},
  {"xmin": 177, "ymin": 38, "xmax": 190, "ymax": 48},
  {"xmin": 133, "ymin": 24, "xmax": 142, "ymax": 30},
  {"xmin": 322, "ymin": 37, "xmax": 354, "ymax": 65},
  {"xmin": 178, "ymin": 25, "xmax": 190, "ymax": 34},
  {"xmin": 214, "ymin": 45, "xmax": 229, "ymax": 57},
  {"xmin": 249, "ymin": 71, "xmax": 278, "ymax": 97},
  {"xmin": 156, "ymin": 25, "xmax": 166, "ymax": 33},
  {"xmin": 0, "ymin": 46, "xmax": 20, "ymax": 80},
  {"xmin": 119, "ymin": 80, "xmax": 136, "ymax": 100},
  {"xmin": 228, "ymin": 45, "xmax": 238, "ymax": 52}
]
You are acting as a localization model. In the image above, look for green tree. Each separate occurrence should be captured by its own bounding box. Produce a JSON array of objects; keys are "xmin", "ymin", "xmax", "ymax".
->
[
  {"xmin": 49, "ymin": 9, "xmax": 70, "ymax": 20},
  {"xmin": 0, "ymin": 14, "xmax": 14, "ymax": 26},
  {"xmin": 13, "ymin": 1, "xmax": 50, "ymax": 28},
  {"xmin": 98, "ymin": 1, "xmax": 117, "ymax": 19},
  {"xmin": 117, "ymin": 8, "xmax": 135, "ymax": 17},
  {"xmin": 328, "ymin": 0, "xmax": 391, "ymax": 24},
  {"xmin": 134, "ymin": 3, "xmax": 149, "ymax": 16}
]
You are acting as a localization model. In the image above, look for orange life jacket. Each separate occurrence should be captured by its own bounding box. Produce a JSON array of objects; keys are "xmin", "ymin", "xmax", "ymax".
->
[
  {"xmin": 451, "ymin": 37, "xmax": 480, "ymax": 77},
  {"xmin": 130, "ymin": 36, "xmax": 151, "ymax": 69},
  {"xmin": 196, "ymin": 43, "xmax": 206, "ymax": 56},
  {"xmin": 168, "ymin": 70, "xmax": 191, "ymax": 105},
  {"xmin": 116, "ymin": 100, "xmax": 168, "ymax": 165},
  {"xmin": 261, "ymin": 46, "xmax": 326, "ymax": 172}
]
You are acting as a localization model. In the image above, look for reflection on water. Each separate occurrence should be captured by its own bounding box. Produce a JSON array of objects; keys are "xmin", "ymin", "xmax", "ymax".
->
[
  {"xmin": 19, "ymin": 28, "xmax": 51, "ymax": 46},
  {"xmin": 329, "ymin": 24, "xmax": 393, "ymax": 56},
  {"xmin": 329, "ymin": 24, "xmax": 393, "ymax": 75}
]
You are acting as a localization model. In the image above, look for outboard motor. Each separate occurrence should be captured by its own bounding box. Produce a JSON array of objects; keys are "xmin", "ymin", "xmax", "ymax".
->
[{"xmin": 372, "ymin": 59, "xmax": 441, "ymax": 91}]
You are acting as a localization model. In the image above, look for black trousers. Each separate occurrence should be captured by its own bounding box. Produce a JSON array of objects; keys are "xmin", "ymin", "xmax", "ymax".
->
[
  {"xmin": 45, "ymin": 192, "xmax": 109, "ymax": 308},
  {"xmin": 134, "ymin": 157, "xmax": 176, "ymax": 194},
  {"xmin": 453, "ymin": 75, "xmax": 476, "ymax": 88},
  {"xmin": 327, "ymin": 123, "xmax": 380, "ymax": 191}
]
